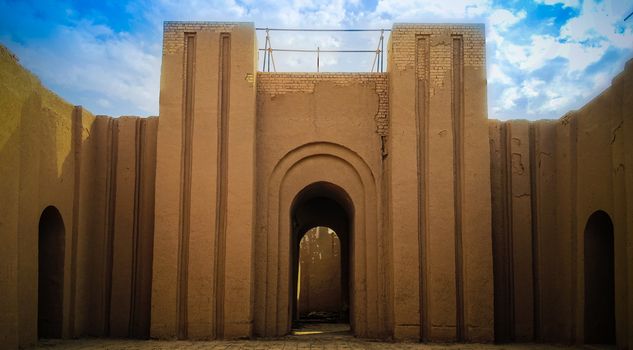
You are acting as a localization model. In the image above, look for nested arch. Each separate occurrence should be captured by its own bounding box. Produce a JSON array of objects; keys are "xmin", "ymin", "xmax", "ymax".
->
[
  {"xmin": 291, "ymin": 182, "xmax": 354, "ymax": 326},
  {"xmin": 256, "ymin": 141, "xmax": 386, "ymax": 338},
  {"xmin": 291, "ymin": 181, "xmax": 354, "ymax": 236}
]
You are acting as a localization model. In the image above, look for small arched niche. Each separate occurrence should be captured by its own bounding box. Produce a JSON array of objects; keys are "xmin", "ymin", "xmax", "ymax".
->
[
  {"xmin": 583, "ymin": 210, "xmax": 615, "ymax": 345},
  {"xmin": 290, "ymin": 182, "xmax": 353, "ymax": 334},
  {"xmin": 38, "ymin": 205, "xmax": 65, "ymax": 339}
]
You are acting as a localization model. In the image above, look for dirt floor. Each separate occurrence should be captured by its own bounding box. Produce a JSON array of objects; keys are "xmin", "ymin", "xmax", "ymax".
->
[
  {"xmin": 28, "ymin": 323, "xmax": 614, "ymax": 350},
  {"xmin": 28, "ymin": 338, "xmax": 615, "ymax": 350}
]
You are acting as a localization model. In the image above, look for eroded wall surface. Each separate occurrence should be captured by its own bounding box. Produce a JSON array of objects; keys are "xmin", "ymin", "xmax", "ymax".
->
[
  {"xmin": 489, "ymin": 59, "xmax": 633, "ymax": 349},
  {"xmin": 0, "ymin": 45, "xmax": 157, "ymax": 348}
]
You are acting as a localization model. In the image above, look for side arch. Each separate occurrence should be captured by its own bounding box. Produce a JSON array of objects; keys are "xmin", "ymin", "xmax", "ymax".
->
[
  {"xmin": 38, "ymin": 205, "xmax": 65, "ymax": 339},
  {"xmin": 583, "ymin": 210, "xmax": 615, "ymax": 345}
]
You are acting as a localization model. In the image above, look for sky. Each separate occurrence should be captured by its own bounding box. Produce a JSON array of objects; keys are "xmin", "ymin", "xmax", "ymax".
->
[{"xmin": 0, "ymin": 0, "xmax": 632, "ymax": 120}]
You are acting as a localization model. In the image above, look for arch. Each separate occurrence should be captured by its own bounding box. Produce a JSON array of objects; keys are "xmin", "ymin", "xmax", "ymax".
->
[
  {"xmin": 291, "ymin": 183, "xmax": 353, "ymax": 328},
  {"xmin": 584, "ymin": 210, "xmax": 615, "ymax": 344},
  {"xmin": 254, "ymin": 141, "xmax": 387, "ymax": 338},
  {"xmin": 296, "ymin": 227, "xmax": 344, "ymax": 324},
  {"xmin": 269, "ymin": 142, "xmax": 376, "ymax": 189},
  {"xmin": 38, "ymin": 205, "xmax": 65, "ymax": 339}
]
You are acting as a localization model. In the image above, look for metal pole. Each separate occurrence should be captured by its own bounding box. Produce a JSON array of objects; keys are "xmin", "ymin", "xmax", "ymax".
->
[
  {"xmin": 380, "ymin": 29, "xmax": 385, "ymax": 73},
  {"xmin": 317, "ymin": 46, "xmax": 320, "ymax": 72},
  {"xmin": 267, "ymin": 29, "xmax": 272, "ymax": 72},
  {"xmin": 370, "ymin": 49, "xmax": 378, "ymax": 72},
  {"xmin": 262, "ymin": 30, "xmax": 268, "ymax": 71},
  {"xmin": 256, "ymin": 27, "xmax": 391, "ymax": 32},
  {"xmin": 271, "ymin": 49, "xmax": 277, "ymax": 72}
]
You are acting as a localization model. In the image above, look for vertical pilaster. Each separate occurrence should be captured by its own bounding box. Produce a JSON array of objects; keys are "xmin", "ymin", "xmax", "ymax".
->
[
  {"xmin": 416, "ymin": 34, "xmax": 430, "ymax": 342},
  {"xmin": 451, "ymin": 36, "xmax": 465, "ymax": 341},
  {"xmin": 507, "ymin": 121, "xmax": 534, "ymax": 341},
  {"xmin": 387, "ymin": 25, "xmax": 422, "ymax": 342},
  {"xmin": 221, "ymin": 25, "xmax": 256, "ymax": 339},
  {"xmin": 459, "ymin": 26, "xmax": 493, "ymax": 342}
]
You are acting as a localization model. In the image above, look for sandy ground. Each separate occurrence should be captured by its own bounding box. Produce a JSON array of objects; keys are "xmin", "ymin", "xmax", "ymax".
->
[
  {"xmin": 28, "ymin": 337, "xmax": 611, "ymax": 350},
  {"xmin": 25, "ymin": 337, "xmax": 587, "ymax": 350},
  {"xmin": 28, "ymin": 324, "xmax": 612, "ymax": 350}
]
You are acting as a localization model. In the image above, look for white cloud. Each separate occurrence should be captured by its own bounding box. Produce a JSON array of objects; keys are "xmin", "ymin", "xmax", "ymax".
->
[
  {"xmin": 372, "ymin": 0, "xmax": 492, "ymax": 20},
  {"xmin": 560, "ymin": 0, "xmax": 633, "ymax": 50},
  {"xmin": 534, "ymin": 0, "xmax": 580, "ymax": 8},
  {"xmin": 97, "ymin": 98, "xmax": 112, "ymax": 108},
  {"xmin": 497, "ymin": 32, "xmax": 608, "ymax": 74},
  {"xmin": 2, "ymin": 0, "xmax": 632, "ymax": 119},
  {"xmin": 494, "ymin": 86, "xmax": 520, "ymax": 112},
  {"xmin": 487, "ymin": 8, "xmax": 526, "ymax": 49},
  {"xmin": 6, "ymin": 19, "xmax": 161, "ymax": 116},
  {"xmin": 489, "ymin": 8, "xmax": 526, "ymax": 32},
  {"xmin": 489, "ymin": 0, "xmax": 633, "ymax": 119},
  {"xmin": 488, "ymin": 64, "xmax": 513, "ymax": 85},
  {"xmin": 521, "ymin": 78, "xmax": 545, "ymax": 98}
]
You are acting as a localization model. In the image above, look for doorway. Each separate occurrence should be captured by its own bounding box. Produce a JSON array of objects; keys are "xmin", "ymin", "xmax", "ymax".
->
[
  {"xmin": 584, "ymin": 210, "xmax": 615, "ymax": 345},
  {"xmin": 38, "ymin": 206, "xmax": 65, "ymax": 339},
  {"xmin": 296, "ymin": 227, "xmax": 343, "ymax": 326},
  {"xmin": 290, "ymin": 182, "xmax": 352, "ymax": 336}
]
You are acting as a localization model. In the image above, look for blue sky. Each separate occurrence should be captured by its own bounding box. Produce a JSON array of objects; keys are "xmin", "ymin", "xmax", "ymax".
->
[{"xmin": 1, "ymin": 0, "xmax": 632, "ymax": 120}]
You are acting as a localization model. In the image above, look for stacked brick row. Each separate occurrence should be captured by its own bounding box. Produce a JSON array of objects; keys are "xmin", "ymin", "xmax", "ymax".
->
[
  {"xmin": 257, "ymin": 73, "xmax": 389, "ymax": 136},
  {"xmin": 162, "ymin": 21, "xmax": 241, "ymax": 54},
  {"xmin": 390, "ymin": 24, "xmax": 485, "ymax": 71}
]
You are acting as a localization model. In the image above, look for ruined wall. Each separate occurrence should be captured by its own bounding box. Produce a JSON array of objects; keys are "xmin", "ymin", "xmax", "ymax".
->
[
  {"xmin": 0, "ymin": 45, "xmax": 157, "ymax": 348},
  {"xmin": 0, "ymin": 45, "xmax": 76, "ymax": 348},
  {"xmin": 386, "ymin": 24, "xmax": 493, "ymax": 342},
  {"xmin": 489, "ymin": 59, "xmax": 633, "ymax": 349},
  {"xmin": 3, "ymin": 19, "xmax": 632, "ymax": 348}
]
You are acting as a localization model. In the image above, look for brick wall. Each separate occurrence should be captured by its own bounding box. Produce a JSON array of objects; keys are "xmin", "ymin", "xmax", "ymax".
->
[
  {"xmin": 257, "ymin": 73, "xmax": 389, "ymax": 136},
  {"xmin": 163, "ymin": 21, "xmax": 246, "ymax": 54},
  {"xmin": 390, "ymin": 24, "xmax": 485, "ymax": 70}
]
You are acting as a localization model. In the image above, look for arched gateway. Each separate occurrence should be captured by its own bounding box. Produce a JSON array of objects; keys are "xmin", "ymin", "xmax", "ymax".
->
[
  {"xmin": 253, "ymin": 142, "xmax": 386, "ymax": 338},
  {"xmin": 151, "ymin": 22, "xmax": 494, "ymax": 342},
  {"xmin": 291, "ymin": 184, "xmax": 351, "ymax": 328}
]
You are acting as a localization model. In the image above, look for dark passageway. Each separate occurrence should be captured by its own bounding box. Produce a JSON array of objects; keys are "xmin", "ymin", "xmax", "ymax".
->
[
  {"xmin": 38, "ymin": 206, "xmax": 65, "ymax": 339},
  {"xmin": 290, "ymin": 182, "xmax": 353, "ymax": 336},
  {"xmin": 584, "ymin": 210, "xmax": 615, "ymax": 345}
]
